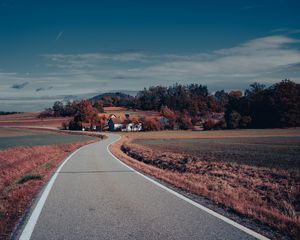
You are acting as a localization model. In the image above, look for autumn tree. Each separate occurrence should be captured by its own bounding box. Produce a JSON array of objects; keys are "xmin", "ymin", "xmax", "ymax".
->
[
  {"xmin": 139, "ymin": 117, "xmax": 162, "ymax": 131},
  {"xmin": 93, "ymin": 100, "xmax": 104, "ymax": 113},
  {"xmin": 177, "ymin": 111, "xmax": 193, "ymax": 130},
  {"xmin": 160, "ymin": 106, "xmax": 176, "ymax": 129},
  {"xmin": 94, "ymin": 114, "xmax": 107, "ymax": 131},
  {"xmin": 74, "ymin": 100, "xmax": 98, "ymax": 124}
]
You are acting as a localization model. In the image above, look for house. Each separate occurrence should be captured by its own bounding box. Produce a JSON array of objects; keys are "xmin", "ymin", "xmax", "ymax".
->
[
  {"xmin": 81, "ymin": 122, "xmax": 91, "ymax": 131},
  {"xmin": 122, "ymin": 122, "xmax": 142, "ymax": 132},
  {"xmin": 108, "ymin": 118, "xmax": 123, "ymax": 131}
]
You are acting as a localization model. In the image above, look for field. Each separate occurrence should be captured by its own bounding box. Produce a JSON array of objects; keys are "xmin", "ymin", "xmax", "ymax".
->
[
  {"xmin": 0, "ymin": 127, "xmax": 99, "ymax": 239},
  {"xmin": 134, "ymin": 136, "xmax": 300, "ymax": 170},
  {"xmin": 0, "ymin": 128, "xmax": 98, "ymax": 150},
  {"xmin": 112, "ymin": 129, "xmax": 300, "ymax": 239},
  {"xmin": 0, "ymin": 112, "xmax": 70, "ymax": 128}
]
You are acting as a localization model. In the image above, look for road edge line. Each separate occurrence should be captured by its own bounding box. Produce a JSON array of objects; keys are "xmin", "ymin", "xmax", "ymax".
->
[
  {"xmin": 18, "ymin": 143, "xmax": 94, "ymax": 240},
  {"xmin": 107, "ymin": 135, "xmax": 269, "ymax": 240}
]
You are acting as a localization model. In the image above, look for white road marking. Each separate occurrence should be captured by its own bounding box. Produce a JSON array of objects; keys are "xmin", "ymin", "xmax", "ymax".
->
[
  {"xmin": 107, "ymin": 135, "xmax": 270, "ymax": 240},
  {"xmin": 19, "ymin": 144, "xmax": 92, "ymax": 240}
]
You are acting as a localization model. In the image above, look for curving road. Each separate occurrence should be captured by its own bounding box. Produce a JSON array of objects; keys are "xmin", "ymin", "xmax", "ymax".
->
[{"xmin": 16, "ymin": 134, "xmax": 267, "ymax": 240}]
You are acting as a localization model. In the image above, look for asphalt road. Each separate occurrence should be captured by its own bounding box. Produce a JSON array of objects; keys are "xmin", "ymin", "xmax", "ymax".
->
[{"xmin": 17, "ymin": 133, "xmax": 265, "ymax": 240}]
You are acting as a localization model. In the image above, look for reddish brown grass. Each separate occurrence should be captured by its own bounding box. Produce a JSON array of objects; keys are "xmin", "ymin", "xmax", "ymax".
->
[
  {"xmin": 111, "ymin": 136, "xmax": 300, "ymax": 239},
  {"xmin": 0, "ymin": 140, "xmax": 97, "ymax": 239},
  {"xmin": 0, "ymin": 118, "xmax": 71, "ymax": 128},
  {"xmin": 0, "ymin": 112, "xmax": 71, "ymax": 128}
]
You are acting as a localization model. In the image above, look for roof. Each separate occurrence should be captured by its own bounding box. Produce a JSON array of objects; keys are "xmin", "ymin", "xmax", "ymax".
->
[
  {"xmin": 108, "ymin": 114, "xmax": 117, "ymax": 119},
  {"xmin": 81, "ymin": 122, "xmax": 91, "ymax": 127}
]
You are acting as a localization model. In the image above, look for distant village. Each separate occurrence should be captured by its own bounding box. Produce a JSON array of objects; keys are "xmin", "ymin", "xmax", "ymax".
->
[{"xmin": 81, "ymin": 113, "xmax": 143, "ymax": 132}]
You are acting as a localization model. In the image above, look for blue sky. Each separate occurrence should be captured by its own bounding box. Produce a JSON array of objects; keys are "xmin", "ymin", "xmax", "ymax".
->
[{"xmin": 0, "ymin": 0, "xmax": 300, "ymax": 111}]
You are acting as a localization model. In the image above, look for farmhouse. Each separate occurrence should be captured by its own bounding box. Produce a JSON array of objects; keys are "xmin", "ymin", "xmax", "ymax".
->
[
  {"xmin": 122, "ymin": 122, "xmax": 142, "ymax": 132},
  {"xmin": 108, "ymin": 118, "xmax": 123, "ymax": 131},
  {"xmin": 81, "ymin": 122, "xmax": 91, "ymax": 131}
]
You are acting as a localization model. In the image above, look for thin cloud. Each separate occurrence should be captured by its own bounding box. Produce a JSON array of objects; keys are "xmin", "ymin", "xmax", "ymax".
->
[
  {"xmin": 2, "ymin": 34, "xmax": 300, "ymax": 111},
  {"xmin": 11, "ymin": 81, "xmax": 29, "ymax": 89},
  {"xmin": 271, "ymin": 28, "xmax": 300, "ymax": 35},
  {"xmin": 41, "ymin": 35, "xmax": 300, "ymax": 89},
  {"xmin": 56, "ymin": 31, "xmax": 64, "ymax": 41},
  {"xmin": 35, "ymin": 86, "xmax": 53, "ymax": 92}
]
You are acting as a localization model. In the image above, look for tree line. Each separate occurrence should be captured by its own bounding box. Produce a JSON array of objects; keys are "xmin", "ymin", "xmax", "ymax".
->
[
  {"xmin": 225, "ymin": 80, "xmax": 300, "ymax": 129},
  {"xmin": 134, "ymin": 80, "xmax": 300, "ymax": 129},
  {"xmin": 40, "ymin": 79, "xmax": 300, "ymax": 130}
]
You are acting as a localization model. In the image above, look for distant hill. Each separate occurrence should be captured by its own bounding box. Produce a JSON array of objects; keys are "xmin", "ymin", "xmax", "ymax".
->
[{"xmin": 90, "ymin": 92, "xmax": 135, "ymax": 107}]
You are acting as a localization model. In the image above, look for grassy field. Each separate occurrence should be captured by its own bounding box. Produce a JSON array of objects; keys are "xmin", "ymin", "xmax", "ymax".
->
[
  {"xmin": 0, "ymin": 127, "xmax": 99, "ymax": 239},
  {"xmin": 0, "ymin": 128, "xmax": 97, "ymax": 150},
  {"xmin": 112, "ymin": 128, "xmax": 300, "ymax": 239}
]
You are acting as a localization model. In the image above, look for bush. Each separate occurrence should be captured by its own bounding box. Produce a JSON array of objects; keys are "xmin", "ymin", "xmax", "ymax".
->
[{"xmin": 68, "ymin": 119, "xmax": 82, "ymax": 130}]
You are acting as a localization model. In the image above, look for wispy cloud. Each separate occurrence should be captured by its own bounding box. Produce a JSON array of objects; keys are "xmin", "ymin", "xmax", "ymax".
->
[
  {"xmin": 44, "ymin": 35, "xmax": 300, "ymax": 80},
  {"xmin": 35, "ymin": 86, "xmax": 53, "ymax": 92},
  {"xmin": 55, "ymin": 31, "xmax": 64, "ymax": 41},
  {"xmin": 271, "ymin": 28, "xmax": 300, "ymax": 34},
  {"xmin": 11, "ymin": 81, "xmax": 29, "ymax": 89},
  {"xmin": 1, "ymin": 34, "xmax": 300, "ymax": 111}
]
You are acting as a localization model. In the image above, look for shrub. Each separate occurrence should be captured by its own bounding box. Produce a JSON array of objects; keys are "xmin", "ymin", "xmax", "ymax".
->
[{"xmin": 68, "ymin": 119, "xmax": 82, "ymax": 130}]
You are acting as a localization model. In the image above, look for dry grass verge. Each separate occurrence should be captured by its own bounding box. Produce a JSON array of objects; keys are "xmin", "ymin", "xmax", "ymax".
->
[
  {"xmin": 0, "ymin": 139, "xmax": 97, "ymax": 239},
  {"xmin": 111, "ymin": 136, "xmax": 300, "ymax": 239}
]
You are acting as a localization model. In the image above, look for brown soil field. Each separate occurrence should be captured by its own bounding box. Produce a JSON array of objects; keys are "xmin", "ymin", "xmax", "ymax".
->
[{"xmin": 111, "ymin": 129, "xmax": 300, "ymax": 239}]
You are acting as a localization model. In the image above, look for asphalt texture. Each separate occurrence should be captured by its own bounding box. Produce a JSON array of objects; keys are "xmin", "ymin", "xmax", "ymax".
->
[{"xmin": 19, "ymin": 134, "xmax": 257, "ymax": 240}]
